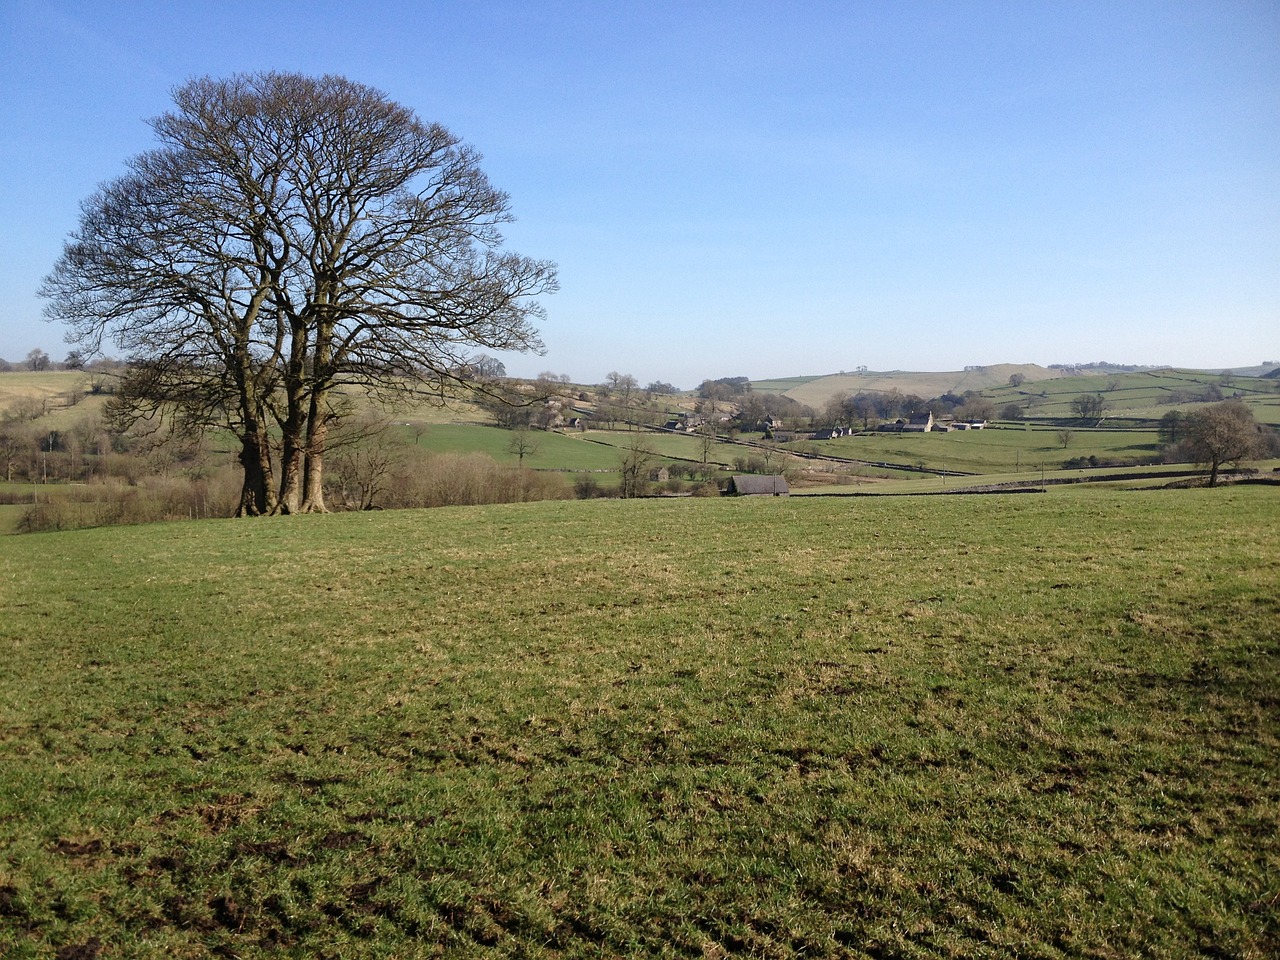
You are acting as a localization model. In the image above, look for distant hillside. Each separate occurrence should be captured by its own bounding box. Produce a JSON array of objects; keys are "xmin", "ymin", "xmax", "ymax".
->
[{"xmin": 778, "ymin": 364, "xmax": 1065, "ymax": 408}]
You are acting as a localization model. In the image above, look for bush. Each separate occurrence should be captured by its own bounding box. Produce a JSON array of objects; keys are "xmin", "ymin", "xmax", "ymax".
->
[
  {"xmin": 573, "ymin": 473, "xmax": 602, "ymax": 499},
  {"xmin": 383, "ymin": 452, "xmax": 571, "ymax": 508},
  {"xmin": 14, "ymin": 471, "xmax": 240, "ymax": 533}
]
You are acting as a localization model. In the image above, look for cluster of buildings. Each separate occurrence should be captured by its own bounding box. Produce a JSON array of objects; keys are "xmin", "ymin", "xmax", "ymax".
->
[{"xmin": 762, "ymin": 412, "xmax": 988, "ymax": 441}]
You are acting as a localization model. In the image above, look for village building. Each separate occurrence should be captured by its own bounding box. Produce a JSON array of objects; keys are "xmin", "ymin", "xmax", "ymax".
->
[{"xmin": 725, "ymin": 475, "xmax": 790, "ymax": 496}]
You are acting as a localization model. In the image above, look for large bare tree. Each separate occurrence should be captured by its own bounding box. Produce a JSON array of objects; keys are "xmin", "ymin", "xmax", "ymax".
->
[
  {"xmin": 42, "ymin": 72, "xmax": 556, "ymax": 515},
  {"xmin": 1181, "ymin": 400, "xmax": 1263, "ymax": 487}
]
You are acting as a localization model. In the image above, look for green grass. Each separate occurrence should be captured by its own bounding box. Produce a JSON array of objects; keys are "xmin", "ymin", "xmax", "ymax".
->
[
  {"xmin": 750, "ymin": 376, "xmax": 825, "ymax": 395},
  {"xmin": 412, "ymin": 424, "xmax": 741, "ymax": 472},
  {"xmin": 807, "ymin": 425, "xmax": 1165, "ymax": 474},
  {"xmin": 2, "ymin": 489, "xmax": 1278, "ymax": 957},
  {"xmin": 409, "ymin": 422, "xmax": 620, "ymax": 471},
  {"xmin": 985, "ymin": 370, "xmax": 1280, "ymax": 424}
]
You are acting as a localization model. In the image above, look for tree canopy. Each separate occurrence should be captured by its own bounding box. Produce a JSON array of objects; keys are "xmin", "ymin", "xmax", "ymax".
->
[
  {"xmin": 1181, "ymin": 401, "xmax": 1263, "ymax": 486},
  {"xmin": 41, "ymin": 72, "xmax": 556, "ymax": 515}
]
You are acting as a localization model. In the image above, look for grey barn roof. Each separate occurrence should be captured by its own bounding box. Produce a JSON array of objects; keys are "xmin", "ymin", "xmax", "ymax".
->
[{"xmin": 728, "ymin": 475, "xmax": 790, "ymax": 496}]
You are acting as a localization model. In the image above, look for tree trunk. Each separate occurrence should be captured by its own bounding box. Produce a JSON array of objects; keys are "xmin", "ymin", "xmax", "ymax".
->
[
  {"xmin": 276, "ymin": 432, "xmax": 305, "ymax": 514},
  {"xmin": 300, "ymin": 397, "xmax": 329, "ymax": 513},
  {"xmin": 236, "ymin": 431, "xmax": 275, "ymax": 517},
  {"xmin": 273, "ymin": 323, "xmax": 311, "ymax": 515}
]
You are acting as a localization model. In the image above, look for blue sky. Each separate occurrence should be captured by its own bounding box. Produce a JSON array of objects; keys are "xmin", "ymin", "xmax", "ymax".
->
[{"xmin": 2, "ymin": 1, "xmax": 1276, "ymax": 388}]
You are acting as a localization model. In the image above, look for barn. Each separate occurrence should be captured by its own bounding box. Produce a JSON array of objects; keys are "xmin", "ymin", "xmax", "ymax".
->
[{"xmin": 725, "ymin": 475, "xmax": 790, "ymax": 496}]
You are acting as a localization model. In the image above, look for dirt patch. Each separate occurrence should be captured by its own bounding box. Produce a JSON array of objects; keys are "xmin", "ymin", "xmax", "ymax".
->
[
  {"xmin": 56, "ymin": 939, "xmax": 102, "ymax": 960},
  {"xmin": 51, "ymin": 838, "xmax": 104, "ymax": 859}
]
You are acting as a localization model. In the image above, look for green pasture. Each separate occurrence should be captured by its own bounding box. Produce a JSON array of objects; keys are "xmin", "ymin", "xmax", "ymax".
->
[
  {"xmin": 2, "ymin": 489, "xmax": 1277, "ymax": 957},
  {"xmin": 807, "ymin": 460, "xmax": 1280, "ymax": 496},
  {"xmin": 411, "ymin": 424, "xmax": 741, "ymax": 472},
  {"xmin": 781, "ymin": 364, "xmax": 1065, "ymax": 408},
  {"xmin": 797, "ymin": 424, "xmax": 1164, "ymax": 474},
  {"xmin": 986, "ymin": 370, "xmax": 1280, "ymax": 422},
  {"xmin": 750, "ymin": 376, "xmax": 824, "ymax": 395},
  {"xmin": 407, "ymin": 422, "xmax": 617, "ymax": 470}
]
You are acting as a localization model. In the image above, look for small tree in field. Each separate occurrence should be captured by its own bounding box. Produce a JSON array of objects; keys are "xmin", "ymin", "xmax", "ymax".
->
[
  {"xmin": 1181, "ymin": 401, "xmax": 1262, "ymax": 487},
  {"xmin": 1071, "ymin": 393, "xmax": 1106, "ymax": 421},
  {"xmin": 508, "ymin": 429, "xmax": 539, "ymax": 465},
  {"xmin": 617, "ymin": 434, "xmax": 653, "ymax": 498}
]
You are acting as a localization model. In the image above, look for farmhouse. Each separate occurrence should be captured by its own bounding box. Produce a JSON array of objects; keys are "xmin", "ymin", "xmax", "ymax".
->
[
  {"xmin": 725, "ymin": 475, "xmax": 790, "ymax": 496},
  {"xmin": 662, "ymin": 414, "xmax": 705, "ymax": 433},
  {"xmin": 876, "ymin": 413, "xmax": 934, "ymax": 433}
]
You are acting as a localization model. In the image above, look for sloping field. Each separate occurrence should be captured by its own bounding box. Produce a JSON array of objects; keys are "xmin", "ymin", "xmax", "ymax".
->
[
  {"xmin": 808, "ymin": 424, "xmax": 1163, "ymax": 474},
  {"xmin": 781, "ymin": 364, "xmax": 1065, "ymax": 408},
  {"xmin": 0, "ymin": 371, "xmax": 89, "ymax": 407},
  {"xmin": 412, "ymin": 425, "xmax": 740, "ymax": 471},
  {"xmin": 2, "ymin": 489, "xmax": 1277, "ymax": 957}
]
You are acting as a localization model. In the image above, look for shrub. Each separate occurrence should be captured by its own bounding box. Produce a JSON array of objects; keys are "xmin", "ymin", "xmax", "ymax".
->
[
  {"xmin": 573, "ymin": 473, "xmax": 602, "ymax": 499},
  {"xmin": 384, "ymin": 452, "xmax": 571, "ymax": 508}
]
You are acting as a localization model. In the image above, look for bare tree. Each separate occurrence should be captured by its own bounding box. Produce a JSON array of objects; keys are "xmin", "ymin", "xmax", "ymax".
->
[
  {"xmin": 508, "ymin": 428, "xmax": 539, "ymax": 465},
  {"xmin": 1181, "ymin": 401, "xmax": 1263, "ymax": 487},
  {"xmin": 42, "ymin": 72, "xmax": 556, "ymax": 516},
  {"xmin": 1071, "ymin": 393, "xmax": 1106, "ymax": 421},
  {"xmin": 603, "ymin": 372, "xmax": 639, "ymax": 427},
  {"xmin": 325, "ymin": 414, "xmax": 407, "ymax": 510},
  {"xmin": 958, "ymin": 396, "xmax": 996, "ymax": 422},
  {"xmin": 25, "ymin": 350, "xmax": 50, "ymax": 372},
  {"xmin": 617, "ymin": 434, "xmax": 653, "ymax": 498},
  {"xmin": 698, "ymin": 422, "xmax": 718, "ymax": 480}
]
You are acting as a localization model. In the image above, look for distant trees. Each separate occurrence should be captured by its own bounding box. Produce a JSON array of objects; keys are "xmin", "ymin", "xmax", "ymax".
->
[
  {"xmin": 697, "ymin": 376, "xmax": 750, "ymax": 398},
  {"xmin": 1000, "ymin": 402, "xmax": 1024, "ymax": 421},
  {"xmin": 460, "ymin": 355, "xmax": 507, "ymax": 381},
  {"xmin": 41, "ymin": 71, "xmax": 555, "ymax": 517},
  {"xmin": 735, "ymin": 391, "xmax": 809, "ymax": 431},
  {"xmin": 958, "ymin": 396, "xmax": 996, "ymax": 422},
  {"xmin": 617, "ymin": 434, "xmax": 653, "ymax": 498},
  {"xmin": 1008, "ymin": 373, "xmax": 1025, "ymax": 387},
  {"xmin": 1071, "ymin": 394, "xmax": 1106, "ymax": 420},
  {"xmin": 1158, "ymin": 411, "xmax": 1185, "ymax": 445},
  {"xmin": 603, "ymin": 371, "xmax": 638, "ymax": 397},
  {"xmin": 25, "ymin": 349, "xmax": 50, "ymax": 372},
  {"xmin": 596, "ymin": 372, "xmax": 641, "ymax": 428}
]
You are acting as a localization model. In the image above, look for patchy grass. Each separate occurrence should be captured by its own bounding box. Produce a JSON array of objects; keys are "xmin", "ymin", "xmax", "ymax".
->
[{"xmin": 1, "ymin": 488, "xmax": 1277, "ymax": 957}]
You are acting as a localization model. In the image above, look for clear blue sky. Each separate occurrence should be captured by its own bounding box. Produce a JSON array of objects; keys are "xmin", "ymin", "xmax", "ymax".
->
[{"xmin": 2, "ymin": 1, "xmax": 1277, "ymax": 388}]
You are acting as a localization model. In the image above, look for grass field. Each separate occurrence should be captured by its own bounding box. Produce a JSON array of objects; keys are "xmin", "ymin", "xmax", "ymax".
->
[
  {"xmin": 777, "ymin": 365, "xmax": 1068, "ymax": 408},
  {"xmin": 2, "ymin": 488, "xmax": 1277, "ymax": 957},
  {"xmin": 410, "ymin": 425, "xmax": 742, "ymax": 474},
  {"xmin": 805, "ymin": 425, "xmax": 1165, "ymax": 475}
]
